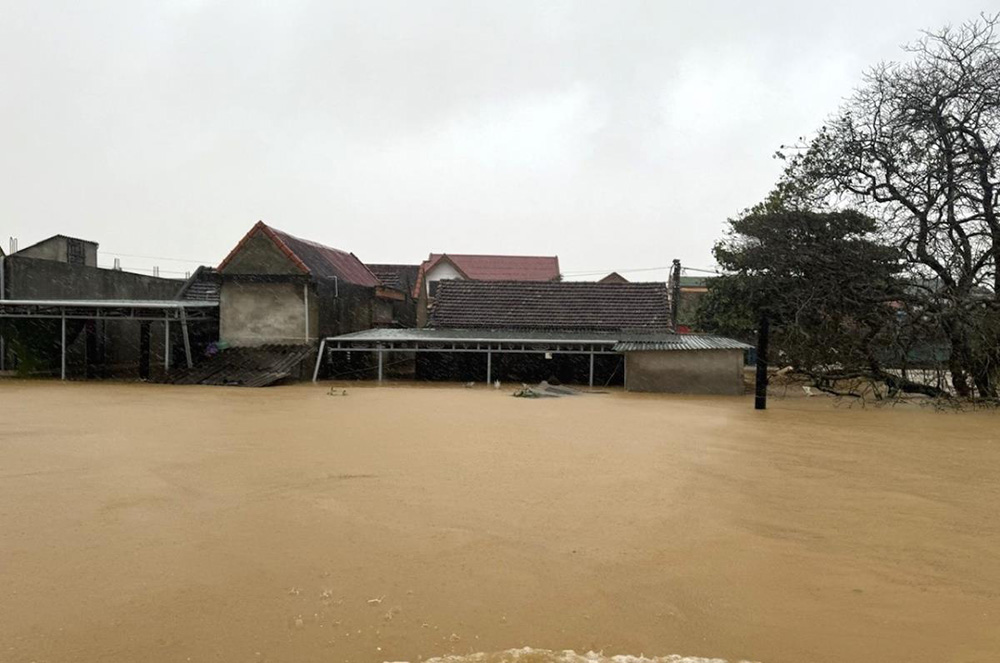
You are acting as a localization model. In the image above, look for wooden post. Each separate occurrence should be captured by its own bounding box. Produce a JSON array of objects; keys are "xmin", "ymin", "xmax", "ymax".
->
[{"xmin": 754, "ymin": 312, "xmax": 769, "ymax": 410}]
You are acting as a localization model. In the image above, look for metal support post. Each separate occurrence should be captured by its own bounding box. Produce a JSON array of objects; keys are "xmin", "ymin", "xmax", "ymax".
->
[
  {"xmin": 180, "ymin": 309, "xmax": 193, "ymax": 369},
  {"xmin": 60, "ymin": 310, "xmax": 66, "ymax": 380}
]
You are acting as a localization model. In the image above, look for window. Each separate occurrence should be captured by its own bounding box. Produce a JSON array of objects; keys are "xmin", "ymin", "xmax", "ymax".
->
[{"xmin": 67, "ymin": 239, "xmax": 86, "ymax": 265}]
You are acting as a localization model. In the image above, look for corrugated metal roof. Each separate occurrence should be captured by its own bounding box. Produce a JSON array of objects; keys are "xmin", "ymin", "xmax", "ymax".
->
[
  {"xmin": 328, "ymin": 328, "xmax": 621, "ymax": 344},
  {"xmin": 613, "ymin": 335, "xmax": 752, "ymax": 352},
  {"xmin": 0, "ymin": 299, "xmax": 218, "ymax": 308},
  {"xmin": 326, "ymin": 328, "xmax": 751, "ymax": 352}
]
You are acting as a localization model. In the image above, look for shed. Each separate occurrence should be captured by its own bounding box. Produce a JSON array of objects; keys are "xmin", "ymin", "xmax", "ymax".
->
[{"xmin": 614, "ymin": 336, "xmax": 752, "ymax": 395}]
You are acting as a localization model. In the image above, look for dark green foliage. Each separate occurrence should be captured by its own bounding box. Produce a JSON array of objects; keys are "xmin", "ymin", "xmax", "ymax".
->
[{"xmin": 699, "ymin": 208, "xmax": 908, "ymax": 389}]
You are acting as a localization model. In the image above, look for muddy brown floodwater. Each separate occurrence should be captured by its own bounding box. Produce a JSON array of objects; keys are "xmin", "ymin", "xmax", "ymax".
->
[{"xmin": 1, "ymin": 381, "xmax": 998, "ymax": 663}]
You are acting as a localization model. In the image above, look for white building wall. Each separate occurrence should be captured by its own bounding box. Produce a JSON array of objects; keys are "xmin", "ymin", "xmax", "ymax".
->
[{"xmin": 425, "ymin": 262, "xmax": 464, "ymax": 296}]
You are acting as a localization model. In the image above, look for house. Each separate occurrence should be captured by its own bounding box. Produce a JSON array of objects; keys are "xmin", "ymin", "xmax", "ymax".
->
[
  {"xmin": 320, "ymin": 278, "xmax": 749, "ymax": 393},
  {"xmin": 11, "ymin": 234, "xmax": 98, "ymax": 267},
  {"xmin": 599, "ymin": 271, "xmax": 630, "ymax": 284},
  {"xmin": 365, "ymin": 263, "xmax": 420, "ymax": 327},
  {"xmin": 413, "ymin": 253, "xmax": 560, "ymax": 325},
  {"xmin": 216, "ymin": 221, "xmax": 407, "ymax": 348}
]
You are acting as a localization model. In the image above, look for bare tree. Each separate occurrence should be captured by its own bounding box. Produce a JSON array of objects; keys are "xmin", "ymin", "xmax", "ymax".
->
[{"xmin": 780, "ymin": 14, "xmax": 1000, "ymax": 398}]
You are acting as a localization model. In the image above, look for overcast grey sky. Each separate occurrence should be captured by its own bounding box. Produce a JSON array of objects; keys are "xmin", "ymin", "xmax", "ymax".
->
[{"xmin": 0, "ymin": 1, "xmax": 986, "ymax": 280}]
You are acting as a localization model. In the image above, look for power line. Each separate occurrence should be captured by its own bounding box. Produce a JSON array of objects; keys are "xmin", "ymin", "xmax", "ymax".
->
[
  {"xmin": 562, "ymin": 264, "xmax": 721, "ymax": 277},
  {"xmin": 99, "ymin": 251, "xmax": 215, "ymax": 264}
]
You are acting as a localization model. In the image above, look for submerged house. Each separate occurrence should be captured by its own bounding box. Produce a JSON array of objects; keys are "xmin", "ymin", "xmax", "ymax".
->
[
  {"xmin": 0, "ymin": 234, "xmax": 219, "ymax": 380},
  {"xmin": 319, "ymin": 279, "xmax": 750, "ymax": 394}
]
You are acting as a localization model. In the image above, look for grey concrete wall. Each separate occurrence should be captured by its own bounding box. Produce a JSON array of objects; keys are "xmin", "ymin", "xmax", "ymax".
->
[
  {"xmin": 625, "ymin": 349, "xmax": 745, "ymax": 395},
  {"xmin": 3, "ymin": 256, "xmax": 181, "ymax": 300},
  {"xmin": 220, "ymin": 281, "xmax": 317, "ymax": 346}
]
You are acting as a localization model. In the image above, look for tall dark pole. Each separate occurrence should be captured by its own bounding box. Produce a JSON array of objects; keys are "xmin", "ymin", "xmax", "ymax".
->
[
  {"xmin": 754, "ymin": 311, "xmax": 769, "ymax": 410},
  {"xmin": 670, "ymin": 259, "xmax": 681, "ymax": 331}
]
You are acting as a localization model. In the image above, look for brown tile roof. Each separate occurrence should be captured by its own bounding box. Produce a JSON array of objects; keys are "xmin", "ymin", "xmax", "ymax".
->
[
  {"xmin": 428, "ymin": 280, "xmax": 671, "ymax": 332},
  {"xmin": 218, "ymin": 221, "xmax": 381, "ymax": 287},
  {"xmin": 366, "ymin": 263, "xmax": 419, "ymax": 293}
]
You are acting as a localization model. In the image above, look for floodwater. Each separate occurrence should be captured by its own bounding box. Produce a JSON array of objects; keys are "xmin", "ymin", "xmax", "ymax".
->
[{"xmin": 0, "ymin": 381, "xmax": 997, "ymax": 663}]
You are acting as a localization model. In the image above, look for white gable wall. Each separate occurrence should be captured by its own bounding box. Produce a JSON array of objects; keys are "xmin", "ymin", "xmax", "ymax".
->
[{"xmin": 425, "ymin": 261, "xmax": 465, "ymax": 296}]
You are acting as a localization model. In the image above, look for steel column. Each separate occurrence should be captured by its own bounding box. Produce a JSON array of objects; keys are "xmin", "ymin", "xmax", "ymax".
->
[
  {"xmin": 180, "ymin": 309, "xmax": 193, "ymax": 369},
  {"xmin": 164, "ymin": 318, "xmax": 170, "ymax": 370},
  {"xmin": 589, "ymin": 350, "xmax": 594, "ymax": 387},
  {"xmin": 487, "ymin": 350, "xmax": 492, "ymax": 384},
  {"xmin": 377, "ymin": 344, "xmax": 383, "ymax": 383},
  {"xmin": 60, "ymin": 309, "xmax": 66, "ymax": 380},
  {"xmin": 312, "ymin": 338, "xmax": 327, "ymax": 382}
]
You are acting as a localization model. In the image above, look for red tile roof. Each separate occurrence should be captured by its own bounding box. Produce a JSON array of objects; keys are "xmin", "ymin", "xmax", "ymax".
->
[
  {"xmin": 218, "ymin": 221, "xmax": 381, "ymax": 287},
  {"xmin": 414, "ymin": 253, "xmax": 560, "ymax": 297},
  {"xmin": 428, "ymin": 280, "xmax": 671, "ymax": 332},
  {"xmin": 424, "ymin": 253, "xmax": 559, "ymax": 281}
]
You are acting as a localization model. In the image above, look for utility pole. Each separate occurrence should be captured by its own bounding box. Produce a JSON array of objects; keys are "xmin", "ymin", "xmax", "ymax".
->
[
  {"xmin": 754, "ymin": 311, "xmax": 769, "ymax": 410},
  {"xmin": 670, "ymin": 259, "xmax": 681, "ymax": 331}
]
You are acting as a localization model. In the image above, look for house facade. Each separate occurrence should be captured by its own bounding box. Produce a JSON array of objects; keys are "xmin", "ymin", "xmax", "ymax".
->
[{"xmin": 217, "ymin": 221, "xmax": 407, "ymax": 347}]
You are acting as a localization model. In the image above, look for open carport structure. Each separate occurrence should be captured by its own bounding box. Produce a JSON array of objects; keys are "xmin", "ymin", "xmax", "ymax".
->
[
  {"xmin": 313, "ymin": 327, "xmax": 622, "ymax": 386},
  {"xmin": 0, "ymin": 299, "xmax": 218, "ymax": 379}
]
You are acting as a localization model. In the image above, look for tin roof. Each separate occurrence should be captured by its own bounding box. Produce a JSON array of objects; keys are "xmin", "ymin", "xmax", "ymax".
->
[
  {"xmin": 328, "ymin": 327, "xmax": 621, "ymax": 344},
  {"xmin": 613, "ymin": 335, "xmax": 751, "ymax": 352}
]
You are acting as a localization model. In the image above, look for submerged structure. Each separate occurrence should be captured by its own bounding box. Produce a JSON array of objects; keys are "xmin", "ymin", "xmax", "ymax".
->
[{"xmin": 316, "ymin": 280, "xmax": 750, "ymax": 394}]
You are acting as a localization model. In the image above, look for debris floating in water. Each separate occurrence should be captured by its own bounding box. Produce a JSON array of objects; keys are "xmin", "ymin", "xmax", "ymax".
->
[{"xmin": 512, "ymin": 381, "xmax": 582, "ymax": 399}]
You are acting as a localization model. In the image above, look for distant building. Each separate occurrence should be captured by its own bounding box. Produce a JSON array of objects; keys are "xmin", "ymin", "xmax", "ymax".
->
[
  {"xmin": 13, "ymin": 235, "xmax": 98, "ymax": 267},
  {"xmin": 413, "ymin": 253, "xmax": 561, "ymax": 325},
  {"xmin": 671, "ymin": 274, "xmax": 714, "ymax": 331},
  {"xmin": 598, "ymin": 271, "xmax": 629, "ymax": 284}
]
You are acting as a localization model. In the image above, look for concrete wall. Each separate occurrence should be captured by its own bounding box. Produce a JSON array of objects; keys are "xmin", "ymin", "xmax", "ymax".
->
[
  {"xmin": 220, "ymin": 280, "xmax": 317, "ymax": 346},
  {"xmin": 625, "ymin": 349, "xmax": 744, "ymax": 395},
  {"xmin": 17, "ymin": 237, "xmax": 98, "ymax": 267},
  {"xmin": 1, "ymin": 256, "xmax": 197, "ymax": 379},
  {"xmin": 3, "ymin": 256, "xmax": 181, "ymax": 300}
]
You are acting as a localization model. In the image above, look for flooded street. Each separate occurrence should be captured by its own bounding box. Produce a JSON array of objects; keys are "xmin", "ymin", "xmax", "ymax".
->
[{"xmin": 1, "ymin": 381, "xmax": 998, "ymax": 663}]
